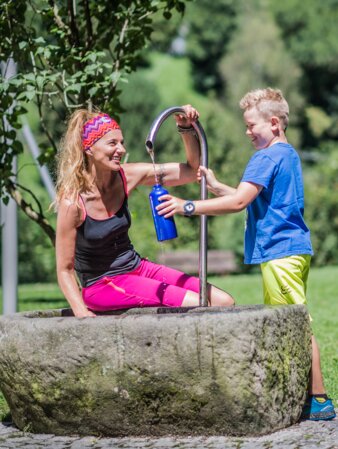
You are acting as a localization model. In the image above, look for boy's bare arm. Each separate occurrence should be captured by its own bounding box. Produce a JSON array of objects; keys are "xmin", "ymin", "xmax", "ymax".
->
[
  {"xmin": 157, "ymin": 181, "xmax": 263, "ymax": 217},
  {"xmin": 198, "ymin": 166, "xmax": 236, "ymax": 197}
]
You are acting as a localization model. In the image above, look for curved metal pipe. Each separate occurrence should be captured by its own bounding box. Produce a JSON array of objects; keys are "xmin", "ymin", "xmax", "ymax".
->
[{"xmin": 146, "ymin": 106, "xmax": 208, "ymax": 307}]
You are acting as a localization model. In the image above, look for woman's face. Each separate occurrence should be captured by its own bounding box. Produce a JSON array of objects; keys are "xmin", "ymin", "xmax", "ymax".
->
[{"xmin": 86, "ymin": 129, "xmax": 126, "ymax": 170}]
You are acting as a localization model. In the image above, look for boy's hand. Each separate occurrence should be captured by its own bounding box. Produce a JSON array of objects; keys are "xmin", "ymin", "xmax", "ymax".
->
[
  {"xmin": 156, "ymin": 194, "xmax": 185, "ymax": 217},
  {"xmin": 175, "ymin": 104, "xmax": 199, "ymax": 128},
  {"xmin": 198, "ymin": 166, "xmax": 220, "ymax": 192}
]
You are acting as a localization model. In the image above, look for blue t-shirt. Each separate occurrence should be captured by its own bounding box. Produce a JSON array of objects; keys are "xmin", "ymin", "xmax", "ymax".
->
[{"xmin": 241, "ymin": 143, "xmax": 313, "ymax": 264}]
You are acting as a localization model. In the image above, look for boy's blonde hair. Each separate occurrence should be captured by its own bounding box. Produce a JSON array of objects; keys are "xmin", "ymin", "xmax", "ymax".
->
[{"xmin": 239, "ymin": 88, "xmax": 289, "ymax": 130}]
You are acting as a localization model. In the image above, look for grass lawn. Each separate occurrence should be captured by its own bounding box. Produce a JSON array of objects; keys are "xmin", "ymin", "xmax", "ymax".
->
[{"xmin": 0, "ymin": 265, "xmax": 337, "ymax": 420}]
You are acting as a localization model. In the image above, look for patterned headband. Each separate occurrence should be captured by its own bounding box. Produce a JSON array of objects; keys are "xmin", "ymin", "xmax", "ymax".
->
[{"xmin": 82, "ymin": 113, "xmax": 120, "ymax": 151}]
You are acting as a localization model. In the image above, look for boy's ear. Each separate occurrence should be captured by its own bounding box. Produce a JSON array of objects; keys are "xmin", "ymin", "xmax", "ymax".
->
[{"xmin": 271, "ymin": 116, "xmax": 280, "ymax": 128}]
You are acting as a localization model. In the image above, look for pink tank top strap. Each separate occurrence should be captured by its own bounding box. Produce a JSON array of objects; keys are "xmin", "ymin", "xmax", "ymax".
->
[
  {"xmin": 78, "ymin": 194, "xmax": 87, "ymax": 223},
  {"xmin": 119, "ymin": 167, "xmax": 129, "ymax": 197}
]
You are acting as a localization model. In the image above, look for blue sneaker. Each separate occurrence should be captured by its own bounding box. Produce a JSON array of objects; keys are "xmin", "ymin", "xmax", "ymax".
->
[{"xmin": 301, "ymin": 396, "xmax": 336, "ymax": 421}]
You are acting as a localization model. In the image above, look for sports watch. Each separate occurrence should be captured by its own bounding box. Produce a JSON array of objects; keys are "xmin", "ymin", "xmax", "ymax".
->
[{"xmin": 183, "ymin": 200, "xmax": 195, "ymax": 216}]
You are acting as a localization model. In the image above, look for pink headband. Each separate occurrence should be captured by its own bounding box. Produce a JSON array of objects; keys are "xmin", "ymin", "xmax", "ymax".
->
[{"xmin": 82, "ymin": 113, "xmax": 120, "ymax": 151}]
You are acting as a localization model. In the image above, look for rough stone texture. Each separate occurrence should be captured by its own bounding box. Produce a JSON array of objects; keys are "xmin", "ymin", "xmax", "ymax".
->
[
  {"xmin": 0, "ymin": 416, "xmax": 337, "ymax": 448},
  {"xmin": 0, "ymin": 305, "xmax": 312, "ymax": 437}
]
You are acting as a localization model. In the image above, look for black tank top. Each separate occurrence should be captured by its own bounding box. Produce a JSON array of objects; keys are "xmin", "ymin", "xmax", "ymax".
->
[{"xmin": 75, "ymin": 170, "xmax": 141, "ymax": 287}]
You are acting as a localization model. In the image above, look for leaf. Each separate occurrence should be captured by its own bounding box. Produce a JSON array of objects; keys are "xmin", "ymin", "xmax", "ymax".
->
[
  {"xmin": 65, "ymin": 83, "xmax": 82, "ymax": 94},
  {"xmin": 16, "ymin": 90, "xmax": 35, "ymax": 102},
  {"xmin": 88, "ymin": 86, "xmax": 99, "ymax": 96},
  {"xmin": 163, "ymin": 11, "xmax": 172, "ymax": 20},
  {"xmin": 33, "ymin": 36, "xmax": 46, "ymax": 45},
  {"xmin": 305, "ymin": 107, "xmax": 332, "ymax": 138}
]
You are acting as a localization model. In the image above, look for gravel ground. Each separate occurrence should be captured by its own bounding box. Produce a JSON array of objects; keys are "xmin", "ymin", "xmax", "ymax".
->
[{"xmin": 0, "ymin": 414, "xmax": 337, "ymax": 449}]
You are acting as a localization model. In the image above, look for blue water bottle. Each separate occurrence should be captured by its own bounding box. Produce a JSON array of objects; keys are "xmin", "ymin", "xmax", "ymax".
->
[{"xmin": 149, "ymin": 184, "xmax": 178, "ymax": 241}]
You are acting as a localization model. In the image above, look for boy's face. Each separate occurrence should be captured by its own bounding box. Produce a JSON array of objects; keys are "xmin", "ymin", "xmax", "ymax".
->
[{"xmin": 243, "ymin": 108, "xmax": 276, "ymax": 150}]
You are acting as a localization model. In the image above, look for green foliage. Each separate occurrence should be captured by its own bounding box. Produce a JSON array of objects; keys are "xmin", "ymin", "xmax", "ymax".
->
[
  {"xmin": 305, "ymin": 106, "xmax": 333, "ymax": 139},
  {"xmin": 17, "ymin": 147, "xmax": 56, "ymax": 283},
  {"xmin": 270, "ymin": 0, "xmax": 338, "ymax": 67},
  {"xmin": 184, "ymin": 0, "xmax": 239, "ymax": 93},
  {"xmin": 2, "ymin": 0, "xmax": 338, "ymax": 273},
  {"xmin": 270, "ymin": 0, "xmax": 338, "ymax": 147},
  {"xmin": 119, "ymin": 72, "xmax": 162, "ymax": 162},
  {"xmin": 0, "ymin": 0, "xmax": 191, "ymax": 207},
  {"xmin": 218, "ymin": 3, "xmax": 306, "ymax": 153},
  {"xmin": 219, "ymin": 5, "xmax": 304, "ymax": 111},
  {"xmin": 304, "ymin": 144, "xmax": 338, "ymax": 266}
]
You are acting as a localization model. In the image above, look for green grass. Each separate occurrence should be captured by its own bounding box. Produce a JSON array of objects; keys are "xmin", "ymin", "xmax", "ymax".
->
[{"xmin": 0, "ymin": 266, "xmax": 337, "ymax": 419}]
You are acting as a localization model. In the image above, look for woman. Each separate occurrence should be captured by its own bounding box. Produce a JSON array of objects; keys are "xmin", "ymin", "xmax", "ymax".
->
[{"xmin": 55, "ymin": 105, "xmax": 234, "ymax": 317}]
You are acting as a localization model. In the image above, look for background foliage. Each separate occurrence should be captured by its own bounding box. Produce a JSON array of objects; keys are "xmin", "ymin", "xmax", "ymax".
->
[{"xmin": 0, "ymin": 0, "xmax": 338, "ymax": 283}]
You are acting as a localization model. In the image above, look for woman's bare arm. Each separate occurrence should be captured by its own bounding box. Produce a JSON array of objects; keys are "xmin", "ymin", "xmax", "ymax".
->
[
  {"xmin": 56, "ymin": 199, "xmax": 96, "ymax": 318},
  {"xmin": 122, "ymin": 105, "xmax": 201, "ymax": 192}
]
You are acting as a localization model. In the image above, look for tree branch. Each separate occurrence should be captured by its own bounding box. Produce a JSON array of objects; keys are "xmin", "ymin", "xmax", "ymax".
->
[
  {"xmin": 8, "ymin": 180, "xmax": 56, "ymax": 247},
  {"xmin": 83, "ymin": 0, "xmax": 93, "ymax": 49},
  {"xmin": 67, "ymin": 0, "xmax": 81, "ymax": 48},
  {"xmin": 48, "ymin": 0, "xmax": 69, "ymax": 32}
]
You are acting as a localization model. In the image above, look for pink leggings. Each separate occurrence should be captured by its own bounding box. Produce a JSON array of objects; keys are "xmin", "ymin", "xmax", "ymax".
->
[{"xmin": 82, "ymin": 259, "xmax": 200, "ymax": 311}]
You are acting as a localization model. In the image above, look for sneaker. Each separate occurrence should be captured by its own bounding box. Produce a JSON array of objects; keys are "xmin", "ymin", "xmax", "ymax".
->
[{"xmin": 301, "ymin": 396, "xmax": 336, "ymax": 421}]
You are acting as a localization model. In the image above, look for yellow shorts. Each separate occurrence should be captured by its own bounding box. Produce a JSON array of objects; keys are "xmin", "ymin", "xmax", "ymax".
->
[{"xmin": 260, "ymin": 255, "xmax": 311, "ymax": 306}]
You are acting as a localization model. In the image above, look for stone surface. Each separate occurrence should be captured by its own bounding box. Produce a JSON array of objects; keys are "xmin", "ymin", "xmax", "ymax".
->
[
  {"xmin": 0, "ymin": 417, "xmax": 337, "ymax": 448},
  {"xmin": 0, "ymin": 305, "xmax": 312, "ymax": 437}
]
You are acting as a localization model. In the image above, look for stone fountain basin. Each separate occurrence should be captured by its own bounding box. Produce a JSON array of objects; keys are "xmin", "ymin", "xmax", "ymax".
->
[{"xmin": 0, "ymin": 305, "xmax": 311, "ymax": 437}]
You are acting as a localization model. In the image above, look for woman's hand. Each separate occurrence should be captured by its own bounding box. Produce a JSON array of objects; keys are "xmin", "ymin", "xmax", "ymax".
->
[
  {"xmin": 73, "ymin": 306, "xmax": 97, "ymax": 318},
  {"xmin": 156, "ymin": 194, "xmax": 186, "ymax": 217},
  {"xmin": 174, "ymin": 104, "xmax": 199, "ymax": 128}
]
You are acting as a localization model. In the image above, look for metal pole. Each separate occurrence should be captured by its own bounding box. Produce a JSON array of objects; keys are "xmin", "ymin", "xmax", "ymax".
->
[
  {"xmin": 21, "ymin": 123, "xmax": 56, "ymax": 201},
  {"xmin": 145, "ymin": 106, "xmax": 209, "ymax": 306},
  {"xmin": 192, "ymin": 123, "xmax": 208, "ymax": 307},
  {"xmin": 1, "ymin": 58, "xmax": 18, "ymax": 314}
]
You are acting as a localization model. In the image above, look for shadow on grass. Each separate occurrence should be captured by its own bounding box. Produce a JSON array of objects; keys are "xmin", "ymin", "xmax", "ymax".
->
[{"xmin": 20, "ymin": 297, "xmax": 67, "ymax": 304}]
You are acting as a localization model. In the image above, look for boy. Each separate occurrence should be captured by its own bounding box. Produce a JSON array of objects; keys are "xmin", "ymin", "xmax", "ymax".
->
[{"xmin": 157, "ymin": 88, "xmax": 336, "ymax": 421}]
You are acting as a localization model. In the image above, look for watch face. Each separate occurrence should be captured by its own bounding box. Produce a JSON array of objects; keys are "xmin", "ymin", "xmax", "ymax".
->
[{"xmin": 184, "ymin": 201, "xmax": 195, "ymax": 215}]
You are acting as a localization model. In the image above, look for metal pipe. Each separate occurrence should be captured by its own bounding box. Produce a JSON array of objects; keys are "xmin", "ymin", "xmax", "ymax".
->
[
  {"xmin": 21, "ymin": 123, "xmax": 56, "ymax": 201},
  {"xmin": 146, "ymin": 106, "xmax": 208, "ymax": 307},
  {"xmin": 1, "ymin": 57, "xmax": 18, "ymax": 314}
]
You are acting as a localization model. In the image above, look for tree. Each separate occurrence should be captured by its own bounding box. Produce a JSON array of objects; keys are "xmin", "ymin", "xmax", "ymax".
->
[
  {"xmin": 270, "ymin": 0, "xmax": 338, "ymax": 148},
  {"xmin": 219, "ymin": 3, "xmax": 304, "ymax": 116},
  {"xmin": 0, "ymin": 0, "xmax": 190, "ymax": 244},
  {"xmin": 304, "ymin": 143, "xmax": 338, "ymax": 266},
  {"xmin": 183, "ymin": 0, "xmax": 239, "ymax": 93}
]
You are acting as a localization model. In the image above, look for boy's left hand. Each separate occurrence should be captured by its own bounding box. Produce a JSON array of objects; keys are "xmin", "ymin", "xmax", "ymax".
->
[{"xmin": 157, "ymin": 194, "xmax": 185, "ymax": 217}]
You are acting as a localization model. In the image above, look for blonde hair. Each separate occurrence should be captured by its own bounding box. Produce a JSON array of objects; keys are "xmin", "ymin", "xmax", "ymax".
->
[
  {"xmin": 54, "ymin": 108, "xmax": 102, "ymax": 208},
  {"xmin": 239, "ymin": 88, "xmax": 289, "ymax": 130}
]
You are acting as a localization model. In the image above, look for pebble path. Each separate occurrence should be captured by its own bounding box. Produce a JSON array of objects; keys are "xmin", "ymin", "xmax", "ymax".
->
[{"xmin": 0, "ymin": 415, "xmax": 337, "ymax": 449}]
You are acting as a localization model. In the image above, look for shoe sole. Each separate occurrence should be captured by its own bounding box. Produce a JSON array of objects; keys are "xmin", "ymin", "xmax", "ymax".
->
[{"xmin": 307, "ymin": 411, "xmax": 336, "ymax": 420}]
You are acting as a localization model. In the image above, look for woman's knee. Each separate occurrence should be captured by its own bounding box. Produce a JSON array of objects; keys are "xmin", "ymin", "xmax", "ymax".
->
[{"xmin": 208, "ymin": 285, "xmax": 235, "ymax": 307}]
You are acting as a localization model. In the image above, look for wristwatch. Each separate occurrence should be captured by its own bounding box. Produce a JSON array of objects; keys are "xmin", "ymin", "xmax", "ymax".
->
[{"xmin": 183, "ymin": 200, "xmax": 195, "ymax": 216}]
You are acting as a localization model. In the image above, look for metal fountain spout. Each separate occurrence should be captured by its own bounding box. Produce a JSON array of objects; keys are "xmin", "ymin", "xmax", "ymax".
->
[{"xmin": 145, "ymin": 106, "xmax": 209, "ymax": 307}]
